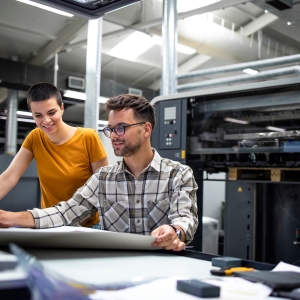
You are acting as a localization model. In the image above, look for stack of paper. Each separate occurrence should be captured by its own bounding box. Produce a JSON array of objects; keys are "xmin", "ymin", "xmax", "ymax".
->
[{"xmin": 0, "ymin": 227, "xmax": 157, "ymax": 250}]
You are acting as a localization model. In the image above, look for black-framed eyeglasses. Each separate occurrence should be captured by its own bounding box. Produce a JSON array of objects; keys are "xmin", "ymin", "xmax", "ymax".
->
[{"xmin": 103, "ymin": 122, "xmax": 146, "ymax": 138}]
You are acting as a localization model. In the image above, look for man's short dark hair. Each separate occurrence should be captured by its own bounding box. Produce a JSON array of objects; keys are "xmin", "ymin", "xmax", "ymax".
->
[
  {"xmin": 27, "ymin": 82, "xmax": 62, "ymax": 110},
  {"xmin": 105, "ymin": 94, "xmax": 156, "ymax": 130}
]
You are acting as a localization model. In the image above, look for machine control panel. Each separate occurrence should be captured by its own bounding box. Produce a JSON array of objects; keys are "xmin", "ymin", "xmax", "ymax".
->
[{"xmin": 159, "ymin": 101, "xmax": 181, "ymax": 149}]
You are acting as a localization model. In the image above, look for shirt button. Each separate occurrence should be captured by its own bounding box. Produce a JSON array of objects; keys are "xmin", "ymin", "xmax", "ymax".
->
[
  {"xmin": 137, "ymin": 219, "xmax": 140, "ymax": 223},
  {"xmin": 136, "ymin": 200, "xmax": 140, "ymax": 204}
]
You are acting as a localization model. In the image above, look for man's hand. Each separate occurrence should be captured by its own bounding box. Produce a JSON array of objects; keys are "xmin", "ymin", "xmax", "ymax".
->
[
  {"xmin": 151, "ymin": 224, "xmax": 186, "ymax": 251},
  {"xmin": 0, "ymin": 210, "xmax": 35, "ymax": 228}
]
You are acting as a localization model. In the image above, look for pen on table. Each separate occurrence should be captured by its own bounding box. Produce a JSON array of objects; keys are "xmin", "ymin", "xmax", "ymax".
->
[{"xmin": 210, "ymin": 267, "xmax": 254, "ymax": 276}]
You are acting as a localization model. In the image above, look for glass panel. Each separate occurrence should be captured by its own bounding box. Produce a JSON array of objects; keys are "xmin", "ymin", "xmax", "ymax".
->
[{"xmin": 187, "ymin": 83, "xmax": 300, "ymax": 168}]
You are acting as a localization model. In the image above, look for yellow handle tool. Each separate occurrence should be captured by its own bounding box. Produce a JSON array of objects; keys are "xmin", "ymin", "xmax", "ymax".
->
[{"xmin": 210, "ymin": 267, "xmax": 254, "ymax": 276}]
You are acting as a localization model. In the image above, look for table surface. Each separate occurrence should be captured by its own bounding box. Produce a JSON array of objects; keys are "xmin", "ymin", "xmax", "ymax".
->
[
  {"xmin": 0, "ymin": 247, "xmax": 287, "ymax": 299},
  {"xmin": 24, "ymin": 248, "xmax": 214, "ymax": 285}
]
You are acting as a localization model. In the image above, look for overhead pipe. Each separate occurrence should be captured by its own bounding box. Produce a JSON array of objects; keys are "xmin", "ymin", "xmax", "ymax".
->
[
  {"xmin": 177, "ymin": 66, "xmax": 300, "ymax": 92},
  {"xmin": 178, "ymin": 54, "xmax": 300, "ymax": 80}
]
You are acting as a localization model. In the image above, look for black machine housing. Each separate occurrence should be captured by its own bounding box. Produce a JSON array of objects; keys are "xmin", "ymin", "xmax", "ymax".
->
[{"xmin": 151, "ymin": 78, "xmax": 300, "ymax": 265}]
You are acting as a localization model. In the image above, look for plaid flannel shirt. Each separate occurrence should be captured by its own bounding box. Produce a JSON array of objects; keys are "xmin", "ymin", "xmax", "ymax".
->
[{"xmin": 29, "ymin": 149, "xmax": 198, "ymax": 244}]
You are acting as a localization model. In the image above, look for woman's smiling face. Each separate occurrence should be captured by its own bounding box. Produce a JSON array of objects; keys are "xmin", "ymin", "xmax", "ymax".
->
[{"xmin": 30, "ymin": 97, "xmax": 64, "ymax": 135}]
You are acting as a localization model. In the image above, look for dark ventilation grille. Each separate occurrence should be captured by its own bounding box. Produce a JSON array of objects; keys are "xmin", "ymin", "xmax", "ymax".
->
[{"xmin": 265, "ymin": 0, "xmax": 293, "ymax": 10}]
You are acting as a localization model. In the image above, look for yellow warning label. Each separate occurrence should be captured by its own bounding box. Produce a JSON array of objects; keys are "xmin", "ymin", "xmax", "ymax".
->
[
  {"xmin": 181, "ymin": 150, "xmax": 186, "ymax": 159},
  {"xmin": 238, "ymin": 187, "xmax": 243, "ymax": 192}
]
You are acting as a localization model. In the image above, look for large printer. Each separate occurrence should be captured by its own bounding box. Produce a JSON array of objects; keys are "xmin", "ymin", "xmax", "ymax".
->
[{"xmin": 151, "ymin": 77, "xmax": 300, "ymax": 265}]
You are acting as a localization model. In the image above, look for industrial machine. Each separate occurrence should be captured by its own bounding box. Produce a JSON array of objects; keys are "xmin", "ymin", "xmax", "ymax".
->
[{"xmin": 151, "ymin": 77, "xmax": 300, "ymax": 265}]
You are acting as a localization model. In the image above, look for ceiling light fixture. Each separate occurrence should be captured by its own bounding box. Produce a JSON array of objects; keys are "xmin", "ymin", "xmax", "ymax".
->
[
  {"xmin": 4, "ymin": 110, "xmax": 33, "ymax": 117},
  {"xmin": 224, "ymin": 118, "xmax": 249, "ymax": 125},
  {"xmin": 110, "ymin": 31, "xmax": 155, "ymax": 60},
  {"xmin": 98, "ymin": 120, "xmax": 108, "ymax": 125},
  {"xmin": 243, "ymin": 68, "xmax": 259, "ymax": 75},
  {"xmin": 266, "ymin": 126, "xmax": 285, "ymax": 132},
  {"xmin": 110, "ymin": 32, "xmax": 196, "ymax": 60},
  {"xmin": 16, "ymin": 0, "xmax": 74, "ymax": 17},
  {"xmin": 0, "ymin": 116, "xmax": 36, "ymax": 123},
  {"xmin": 63, "ymin": 90, "xmax": 108, "ymax": 103},
  {"xmin": 17, "ymin": 111, "xmax": 33, "ymax": 117},
  {"xmin": 64, "ymin": 90, "xmax": 86, "ymax": 100}
]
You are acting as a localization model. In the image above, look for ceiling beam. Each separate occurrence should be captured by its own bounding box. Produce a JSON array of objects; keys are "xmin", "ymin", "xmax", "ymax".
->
[
  {"xmin": 270, "ymin": 20, "xmax": 300, "ymax": 45},
  {"xmin": 27, "ymin": 17, "xmax": 87, "ymax": 66},
  {"xmin": 101, "ymin": 58, "xmax": 117, "ymax": 72},
  {"xmin": 103, "ymin": 0, "xmax": 254, "ymax": 40},
  {"xmin": 0, "ymin": 21, "xmax": 56, "ymax": 40},
  {"xmin": 130, "ymin": 68, "xmax": 157, "ymax": 86},
  {"xmin": 242, "ymin": 13, "xmax": 278, "ymax": 36},
  {"xmin": 230, "ymin": 6, "xmax": 256, "ymax": 20},
  {"xmin": 178, "ymin": 54, "xmax": 211, "ymax": 74}
]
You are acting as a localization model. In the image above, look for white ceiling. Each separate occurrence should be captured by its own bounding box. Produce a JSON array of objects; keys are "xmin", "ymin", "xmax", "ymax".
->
[{"xmin": 0, "ymin": 0, "xmax": 300, "ymax": 92}]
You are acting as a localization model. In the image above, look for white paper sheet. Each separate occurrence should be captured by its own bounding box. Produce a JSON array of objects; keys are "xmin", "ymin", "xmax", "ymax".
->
[
  {"xmin": 88, "ymin": 277, "xmax": 272, "ymax": 300},
  {"xmin": 272, "ymin": 261, "xmax": 300, "ymax": 273},
  {"xmin": 0, "ymin": 226, "xmax": 157, "ymax": 250}
]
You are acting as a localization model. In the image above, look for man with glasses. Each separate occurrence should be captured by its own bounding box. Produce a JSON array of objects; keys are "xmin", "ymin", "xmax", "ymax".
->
[{"xmin": 0, "ymin": 94, "xmax": 198, "ymax": 251}]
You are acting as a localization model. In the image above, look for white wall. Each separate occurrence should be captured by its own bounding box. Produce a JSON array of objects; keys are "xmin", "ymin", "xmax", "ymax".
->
[
  {"xmin": 99, "ymin": 132, "xmax": 120, "ymax": 165},
  {"xmin": 203, "ymin": 171, "xmax": 226, "ymax": 228}
]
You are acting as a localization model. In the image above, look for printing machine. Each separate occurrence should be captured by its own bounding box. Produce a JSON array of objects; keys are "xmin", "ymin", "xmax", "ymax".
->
[{"xmin": 151, "ymin": 77, "xmax": 300, "ymax": 265}]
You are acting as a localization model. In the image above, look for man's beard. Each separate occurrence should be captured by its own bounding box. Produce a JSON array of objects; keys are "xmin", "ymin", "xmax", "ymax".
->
[{"xmin": 113, "ymin": 135, "xmax": 142, "ymax": 157}]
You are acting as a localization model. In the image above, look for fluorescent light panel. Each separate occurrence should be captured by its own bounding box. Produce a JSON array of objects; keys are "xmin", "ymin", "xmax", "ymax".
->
[
  {"xmin": 243, "ymin": 68, "xmax": 259, "ymax": 75},
  {"xmin": 110, "ymin": 32, "xmax": 156, "ymax": 60},
  {"xmin": 98, "ymin": 120, "xmax": 108, "ymax": 125},
  {"xmin": 17, "ymin": 111, "xmax": 32, "ymax": 117},
  {"xmin": 4, "ymin": 110, "xmax": 33, "ymax": 117},
  {"xmin": 16, "ymin": 0, "xmax": 73, "ymax": 17},
  {"xmin": 0, "ymin": 116, "xmax": 36, "ymax": 123},
  {"xmin": 110, "ymin": 32, "xmax": 196, "ymax": 60},
  {"xmin": 266, "ymin": 126, "xmax": 286, "ymax": 132},
  {"xmin": 63, "ymin": 90, "xmax": 108, "ymax": 103},
  {"xmin": 224, "ymin": 117, "xmax": 249, "ymax": 125}
]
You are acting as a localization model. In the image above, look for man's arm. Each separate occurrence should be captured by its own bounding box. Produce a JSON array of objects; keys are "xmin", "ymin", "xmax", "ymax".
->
[
  {"xmin": 0, "ymin": 210, "xmax": 35, "ymax": 228},
  {"xmin": 0, "ymin": 172, "xmax": 100, "ymax": 229},
  {"xmin": 151, "ymin": 166, "xmax": 198, "ymax": 251},
  {"xmin": 30, "ymin": 172, "xmax": 100, "ymax": 229}
]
